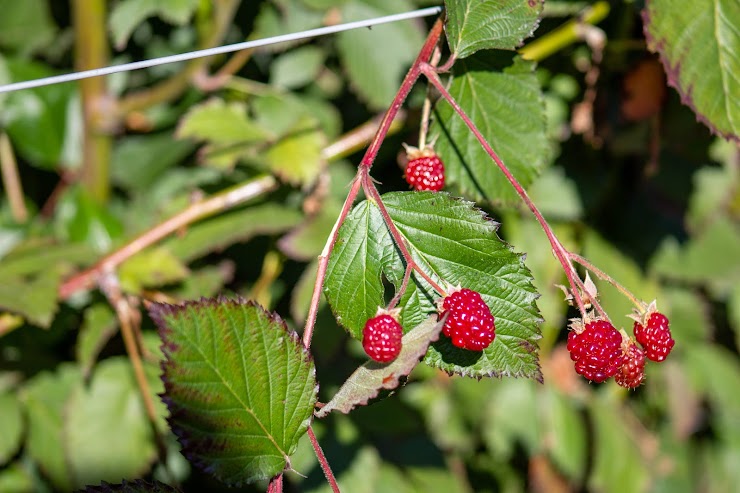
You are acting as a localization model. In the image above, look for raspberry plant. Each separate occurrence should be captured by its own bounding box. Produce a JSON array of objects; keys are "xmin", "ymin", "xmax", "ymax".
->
[{"xmin": 1, "ymin": 0, "xmax": 739, "ymax": 492}]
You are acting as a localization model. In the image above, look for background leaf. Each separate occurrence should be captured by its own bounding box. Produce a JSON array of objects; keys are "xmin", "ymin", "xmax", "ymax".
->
[
  {"xmin": 324, "ymin": 192, "xmax": 541, "ymax": 379},
  {"xmin": 109, "ymin": 0, "xmax": 200, "ymax": 50},
  {"xmin": 643, "ymin": 0, "xmax": 740, "ymax": 142},
  {"xmin": 444, "ymin": 0, "xmax": 544, "ymax": 58},
  {"xmin": 149, "ymin": 298, "xmax": 318, "ymax": 485},
  {"xmin": 0, "ymin": 391, "xmax": 23, "ymax": 465},
  {"xmin": 430, "ymin": 55, "xmax": 550, "ymax": 205}
]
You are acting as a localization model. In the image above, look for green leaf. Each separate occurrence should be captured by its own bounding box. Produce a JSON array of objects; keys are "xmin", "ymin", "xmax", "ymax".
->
[
  {"xmin": 0, "ymin": 0, "xmax": 56, "ymax": 55},
  {"xmin": 271, "ymin": 46, "xmax": 326, "ymax": 89},
  {"xmin": 148, "ymin": 298, "xmax": 318, "ymax": 485},
  {"xmin": 324, "ymin": 192, "xmax": 542, "ymax": 379},
  {"xmin": 79, "ymin": 479, "xmax": 182, "ymax": 493},
  {"xmin": 65, "ymin": 358, "xmax": 159, "ymax": 488},
  {"xmin": 77, "ymin": 304, "xmax": 118, "ymax": 378},
  {"xmin": 109, "ymin": 0, "xmax": 200, "ymax": 49},
  {"xmin": 316, "ymin": 315, "xmax": 444, "ymax": 418},
  {"xmin": 0, "ymin": 59, "xmax": 78, "ymax": 170},
  {"xmin": 0, "ymin": 266, "xmax": 63, "ymax": 328},
  {"xmin": 119, "ymin": 247, "xmax": 189, "ymax": 293},
  {"xmin": 430, "ymin": 55, "xmax": 550, "ymax": 205},
  {"xmin": 252, "ymin": 0, "xmax": 325, "ymax": 53},
  {"xmin": 643, "ymin": 0, "xmax": 740, "ymax": 142},
  {"xmin": 482, "ymin": 379, "xmax": 540, "ymax": 459},
  {"xmin": 444, "ymin": 0, "xmax": 544, "ymax": 58},
  {"xmin": 20, "ymin": 364, "xmax": 82, "ymax": 491},
  {"xmin": 111, "ymin": 133, "xmax": 195, "ymax": 192},
  {"xmin": 0, "ymin": 462, "xmax": 34, "ymax": 493},
  {"xmin": 543, "ymin": 387, "xmax": 586, "ymax": 482},
  {"xmin": 260, "ymin": 116, "xmax": 327, "ymax": 187},
  {"xmin": 56, "ymin": 186, "xmax": 125, "ymax": 253},
  {"xmin": 336, "ymin": 0, "xmax": 425, "ymax": 109},
  {"xmin": 163, "ymin": 203, "xmax": 303, "ymax": 263},
  {"xmin": 177, "ymin": 99, "xmax": 271, "ymax": 144},
  {"xmin": 588, "ymin": 396, "xmax": 650, "ymax": 493},
  {"xmin": 0, "ymin": 391, "xmax": 23, "ymax": 465}
]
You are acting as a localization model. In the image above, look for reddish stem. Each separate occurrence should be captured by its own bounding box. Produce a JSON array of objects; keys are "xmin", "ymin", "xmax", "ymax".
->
[
  {"xmin": 267, "ymin": 474, "xmax": 283, "ymax": 493},
  {"xmin": 570, "ymin": 253, "xmax": 645, "ymax": 310},
  {"xmin": 307, "ymin": 425, "xmax": 340, "ymax": 493},
  {"xmin": 421, "ymin": 64, "xmax": 589, "ymax": 317},
  {"xmin": 361, "ymin": 172, "xmax": 446, "ymax": 296},
  {"xmin": 360, "ymin": 18, "xmax": 444, "ymax": 168}
]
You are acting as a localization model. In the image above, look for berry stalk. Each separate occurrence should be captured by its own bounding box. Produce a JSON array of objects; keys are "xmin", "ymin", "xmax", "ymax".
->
[
  {"xmin": 570, "ymin": 253, "xmax": 645, "ymax": 310},
  {"xmin": 420, "ymin": 64, "xmax": 592, "ymax": 317}
]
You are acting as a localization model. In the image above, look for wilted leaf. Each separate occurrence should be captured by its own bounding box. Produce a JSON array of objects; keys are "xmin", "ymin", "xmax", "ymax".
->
[{"xmin": 316, "ymin": 315, "xmax": 444, "ymax": 418}]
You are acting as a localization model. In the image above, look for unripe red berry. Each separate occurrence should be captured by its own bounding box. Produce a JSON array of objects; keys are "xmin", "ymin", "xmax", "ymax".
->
[
  {"xmin": 615, "ymin": 341, "xmax": 646, "ymax": 389},
  {"xmin": 440, "ymin": 288, "xmax": 495, "ymax": 351},
  {"xmin": 362, "ymin": 313, "xmax": 403, "ymax": 363},
  {"xmin": 567, "ymin": 319, "xmax": 624, "ymax": 383},
  {"xmin": 634, "ymin": 312, "xmax": 674, "ymax": 362}
]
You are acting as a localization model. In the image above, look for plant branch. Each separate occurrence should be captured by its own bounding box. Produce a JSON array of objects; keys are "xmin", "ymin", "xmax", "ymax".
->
[
  {"xmin": 59, "ymin": 175, "xmax": 277, "ymax": 299},
  {"xmin": 73, "ymin": 0, "xmax": 113, "ymax": 204},
  {"xmin": 267, "ymin": 473, "xmax": 283, "ymax": 493},
  {"xmin": 0, "ymin": 132, "xmax": 28, "ymax": 223},
  {"xmin": 307, "ymin": 425, "xmax": 340, "ymax": 493},
  {"xmin": 98, "ymin": 271, "xmax": 169, "ymax": 466},
  {"xmin": 421, "ymin": 65, "xmax": 589, "ymax": 317},
  {"xmin": 360, "ymin": 17, "xmax": 444, "ymax": 168}
]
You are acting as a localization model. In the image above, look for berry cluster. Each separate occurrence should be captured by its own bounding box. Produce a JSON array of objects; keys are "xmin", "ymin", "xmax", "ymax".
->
[{"xmin": 567, "ymin": 307, "xmax": 674, "ymax": 388}]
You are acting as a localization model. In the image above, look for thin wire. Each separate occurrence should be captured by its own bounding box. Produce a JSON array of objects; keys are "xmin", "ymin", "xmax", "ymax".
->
[{"xmin": 0, "ymin": 6, "xmax": 443, "ymax": 95}]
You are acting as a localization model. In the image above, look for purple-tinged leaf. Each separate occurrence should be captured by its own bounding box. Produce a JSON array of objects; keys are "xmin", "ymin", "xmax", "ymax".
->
[{"xmin": 80, "ymin": 479, "xmax": 181, "ymax": 493}]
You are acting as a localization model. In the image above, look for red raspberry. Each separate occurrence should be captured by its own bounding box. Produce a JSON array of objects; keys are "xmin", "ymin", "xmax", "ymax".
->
[
  {"xmin": 634, "ymin": 312, "xmax": 674, "ymax": 362},
  {"xmin": 615, "ymin": 341, "xmax": 646, "ymax": 389},
  {"xmin": 440, "ymin": 288, "xmax": 495, "ymax": 351},
  {"xmin": 405, "ymin": 149, "xmax": 445, "ymax": 191},
  {"xmin": 362, "ymin": 313, "xmax": 403, "ymax": 363},
  {"xmin": 567, "ymin": 320, "xmax": 624, "ymax": 383}
]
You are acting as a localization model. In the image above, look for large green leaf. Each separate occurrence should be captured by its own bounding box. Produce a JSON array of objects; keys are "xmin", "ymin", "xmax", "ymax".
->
[
  {"xmin": 324, "ymin": 191, "xmax": 541, "ymax": 379},
  {"xmin": 643, "ymin": 0, "xmax": 740, "ymax": 142},
  {"xmin": 149, "ymin": 298, "xmax": 318, "ymax": 485},
  {"xmin": 336, "ymin": 0, "xmax": 425, "ymax": 109},
  {"xmin": 444, "ymin": 0, "xmax": 544, "ymax": 59},
  {"xmin": 430, "ymin": 55, "xmax": 550, "ymax": 205}
]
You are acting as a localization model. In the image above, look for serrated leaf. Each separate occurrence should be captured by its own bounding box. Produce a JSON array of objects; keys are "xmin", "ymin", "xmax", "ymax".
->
[
  {"xmin": 80, "ymin": 479, "xmax": 182, "ymax": 493},
  {"xmin": 430, "ymin": 55, "xmax": 550, "ymax": 205},
  {"xmin": 109, "ymin": 0, "xmax": 199, "ymax": 49},
  {"xmin": 316, "ymin": 315, "xmax": 444, "ymax": 418},
  {"xmin": 643, "ymin": 0, "xmax": 740, "ymax": 142},
  {"xmin": 445, "ymin": 0, "xmax": 544, "ymax": 58},
  {"xmin": 148, "ymin": 298, "xmax": 318, "ymax": 485},
  {"xmin": 324, "ymin": 191, "xmax": 541, "ymax": 379},
  {"xmin": 336, "ymin": 0, "xmax": 424, "ymax": 109},
  {"xmin": 66, "ymin": 358, "xmax": 159, "ymax": 488},
  {"xmin": 0, "ymin": 391, "xmax": 22, "ymax": 465}
]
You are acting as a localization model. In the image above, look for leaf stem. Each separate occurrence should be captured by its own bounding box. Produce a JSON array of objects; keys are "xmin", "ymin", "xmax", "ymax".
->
[
  {"xmin": 267, "ymin": 473, "xmax": 283, "ymax": 493},
  {"xmin": 307, "ymin": 425, "xmax": 340, "ymax": 493},
  {"xmin": 421, "ymin": 64, "xmax": 589, "ymax": 317},
  {"xmin": 0, "ymin": 132, "xmax": 28, "ymax": 223},
  {"xmin": 569, "ymin": 253, "xmax": 645, "ymax": 310}
]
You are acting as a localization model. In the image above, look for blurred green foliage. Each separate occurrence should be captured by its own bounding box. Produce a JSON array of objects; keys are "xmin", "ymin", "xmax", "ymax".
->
[{"xmin": 0, "ymin": 1, "xmax": 739, "ymax": 492}]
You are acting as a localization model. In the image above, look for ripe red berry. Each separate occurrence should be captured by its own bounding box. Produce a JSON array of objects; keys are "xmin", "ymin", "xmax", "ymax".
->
[
  {"xmin": 615, "ymin": 341, "xmax": 646, "ymax": 389},
  {"xmin": 567, "ymin": 320, "xmax": 625, "ymax": 383},
  {"xmin": 634, "ymin": 312, "xmax": 674, "ymax": 362},
  {"xmin": 440, "ymin": 288, "xmax": 495, "ymax": 351},
  {"xmin": 405, "ymin": 150, "xmax": 445, "ymax": 191},
  {"xmin": 362, "ymin": 314, "xmax": 403, "ymax": 363}
]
